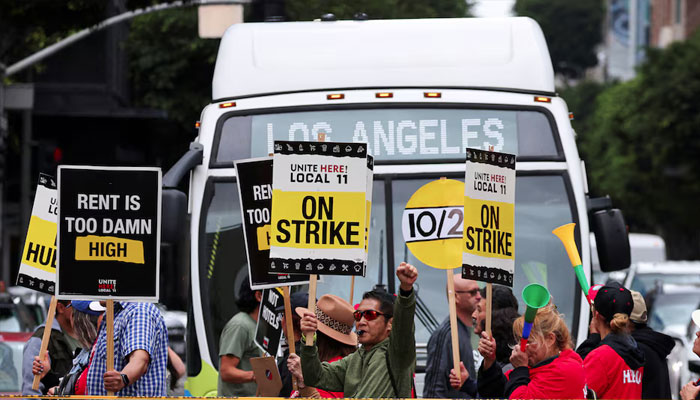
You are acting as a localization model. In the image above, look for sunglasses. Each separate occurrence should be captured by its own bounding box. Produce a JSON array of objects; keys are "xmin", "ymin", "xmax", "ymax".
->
[
  {"xmin": 353, "ymin": 309, "xmax": 390, "ymax": 322},
  {"xmin": 455, "ymin": 289, "xmax": 480, "ymax": 296}
]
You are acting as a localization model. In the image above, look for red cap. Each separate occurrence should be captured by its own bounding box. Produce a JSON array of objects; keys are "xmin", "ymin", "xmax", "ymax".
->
[{"xmin": 587, "ymin": 284, "xmax": 604, "ymax": 304}]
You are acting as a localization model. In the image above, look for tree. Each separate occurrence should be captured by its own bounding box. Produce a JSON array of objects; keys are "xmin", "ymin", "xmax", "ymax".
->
[
  {"xmin": 127, "ymin": 7, "xmax": 218, "ymax": 130},
  {"xmin": 514, "ymin": 0, "xmax": 604, "ymax": 79},
  {"xmin": 578, "ymin": 31, "xmax": 700, "ymax": 258}
]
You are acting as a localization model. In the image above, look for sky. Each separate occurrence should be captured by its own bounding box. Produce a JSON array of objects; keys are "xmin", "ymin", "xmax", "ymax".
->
[{"xmin": 471, "ymin": 0, "xmax": 515, "ymax": 17}]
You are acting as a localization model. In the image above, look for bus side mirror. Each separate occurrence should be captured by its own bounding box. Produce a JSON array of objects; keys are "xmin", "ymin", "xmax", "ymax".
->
[
  {"xmin": 162, "ymin": 188, "xmax": 188, "ymax": 244},
  {"xmin": 591, "ymin": 207, "xmax": 630, "ymax": 272}
]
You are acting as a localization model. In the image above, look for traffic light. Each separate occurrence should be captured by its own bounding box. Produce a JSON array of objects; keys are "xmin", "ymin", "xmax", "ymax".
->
[{"xmin": 36, "ymin": 140, "xmax": 63, "ymax": 176}]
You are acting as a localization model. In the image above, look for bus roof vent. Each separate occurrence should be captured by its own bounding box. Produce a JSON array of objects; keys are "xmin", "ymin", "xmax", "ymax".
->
[{"xmin": 212, "ymin": 17, "xmax": 555, "ymax": 100}]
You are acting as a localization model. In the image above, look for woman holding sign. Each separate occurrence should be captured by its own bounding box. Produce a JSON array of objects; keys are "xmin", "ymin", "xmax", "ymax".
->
[{"xmin": 503, "ymin": 303, "xmax": 586, "ymax": 399}]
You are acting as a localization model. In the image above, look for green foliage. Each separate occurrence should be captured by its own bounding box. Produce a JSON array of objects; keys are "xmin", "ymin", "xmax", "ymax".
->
[
  {"xmin": 559, "ymin": 80, "xmax": 609, "ymax": 139},
  {"xmin": 127, "ymin": 7, "xmax": 219, "ymax": 130},
  {"xmin": 286, "ymin": 0, "xmax": 472, "ymax": 21},
  {"xmin": 514, "ymin": 0, "xmax": 604, "ymax": 78},
  {"xmin": 578, "ymin": 31, "xmax": 700, "ymax": 258}
]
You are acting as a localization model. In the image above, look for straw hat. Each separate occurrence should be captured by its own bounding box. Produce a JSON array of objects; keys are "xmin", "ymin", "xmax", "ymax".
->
[{"xmin": 296, "ymin": 294, "xmax": 357, "ymax": 346}]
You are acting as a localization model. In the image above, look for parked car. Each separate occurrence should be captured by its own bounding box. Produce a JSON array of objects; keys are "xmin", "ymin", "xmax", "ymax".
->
[
  {"xmin": 625, "ymin": 261, "xmax": 700, "ymax": 297},
  {"xmin": 645, "ymin": 284, "xmax": 700, "ymax": 399},
  {"xmin": 7, "ymin": 286, "xmax": 50, "ymax": 327},
  {"xmin": 591, "ymin": 233, "xmax": 666, "ymax": 284},
  {"xmin": 0, "ymin": 292, "xmax": 40, "ymax": 395}
]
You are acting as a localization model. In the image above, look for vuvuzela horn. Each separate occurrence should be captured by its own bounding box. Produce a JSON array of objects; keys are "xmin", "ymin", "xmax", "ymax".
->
[
  {"xmin": 552, "ymin": 223, "xmax": 590, "ymax": 298},
  {"xmin": 520, "ymin": 283, "xmax": 551, "ymax": 351}
]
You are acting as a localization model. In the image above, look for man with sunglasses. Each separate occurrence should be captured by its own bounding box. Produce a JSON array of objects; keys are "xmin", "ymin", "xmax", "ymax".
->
[
  {"xmin": 292, "ymin": 262, "xmax": 418, "ymax": 397},
  {"xmin": 424, "ymin": 274, "xmax": 482, "ymax": 398}
]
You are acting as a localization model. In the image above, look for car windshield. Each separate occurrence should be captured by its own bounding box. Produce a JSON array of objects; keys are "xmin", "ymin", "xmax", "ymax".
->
[
  {"xmin": 648, "ymin": 292, "xmax": 700, "ymax": 332},
  {"xmin": 199, "ymin": 172, "xmax": 579, "ymax": 366},
  {"xmin": 631, "ymin": 273, "xmax": 700, "ymax": 297}
]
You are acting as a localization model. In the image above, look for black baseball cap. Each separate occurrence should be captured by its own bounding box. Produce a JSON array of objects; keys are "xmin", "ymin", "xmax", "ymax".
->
[
  {"xmin": 593, "ymin": 281, "xmax": 634, "ymax": 321},
  {"xmin": 275, "ymin": 291, "xmax": 309, "ymax": 314}
]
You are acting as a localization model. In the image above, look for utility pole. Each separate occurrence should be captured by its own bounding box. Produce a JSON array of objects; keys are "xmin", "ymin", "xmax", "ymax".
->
[{"xmin": 0, "ymin": 63, "xmax": 7, "ymax": 283}]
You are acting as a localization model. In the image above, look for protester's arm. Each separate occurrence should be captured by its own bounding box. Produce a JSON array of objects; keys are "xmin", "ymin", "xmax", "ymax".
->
[
  {"xmin": 389, "ymin": 262, "xmax": 418, "ymax": 370},
  {"xmin": 300, "ymin": 344, "xmax": 348, "ymax": 392},
  {"xmin": 167, "ymin": 347, "xmax": 186, "ymax": 381},
  {"xmin": 681, "ymin": 381, "xmax": 700, "ymax": 400},
  {"xmin": 504, "ymin": 346, "xmax": 532, "ymax": 399},
  {"xmin": 104, "ymin": 350, "xmax": 151, "ymax": 392},
  {"xmin": 477, "ymin": 361, "xmax": 507, "ymax": 398},
  {"xmin": 219, "ymin": 355, "xmax": 255, "ymax": 383}
]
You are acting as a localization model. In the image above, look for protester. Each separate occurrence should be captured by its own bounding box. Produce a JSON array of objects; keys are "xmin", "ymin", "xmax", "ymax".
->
[
  {"xmin": 290, "ymin": 262, "xmax": 418, "ymax": 397},
  {"xmin": 451, "ymin": 285, "xmax": 519, "ymax": 397},
  {"xmin": 32, "ymin": 300, "xmax": 104, "ymax": 395},
  {"xmin": 22, "ymin": 299, "xmax": 79, "ymax": 395},
  {"xmin": 680, "ymin": 309, "xmax": 700, "ymax": 400},
  {"xmin": 454, "ymin": 302, "xmax": 584, "ymax": 399},
  {"xmin": 278, "ymin": 291, "xmax": 309, "ymax": 397},
  {"xmin": 581, "ymin": 282, "xmax": 645, "ymax": 399},
  {"xmin": 290, "ymin": 294, "xmax": 358, "ymax": 398},
  {"xmin": 217, "ymin": 279, "xmax": 262, "ymax": 397},
  {"xmin": 86, "ymin": 302, "xmax": 169, "ymax": 397},
  {"xmin": 424, "ymin": 274, "xmax": 481, "ymax": 398},
  {"xmin": 629, "ymin": 290, "xmax": 674, "ymax": 399}
]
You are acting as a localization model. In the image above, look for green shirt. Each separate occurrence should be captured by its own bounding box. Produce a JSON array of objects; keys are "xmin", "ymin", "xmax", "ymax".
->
[
  {"xmin": 301, "ymin": 290, "xmax": 416, "ymax": 398},
  {"xmin": 217, "ymin": 312, "xmax": 262, "ymax": 397}
]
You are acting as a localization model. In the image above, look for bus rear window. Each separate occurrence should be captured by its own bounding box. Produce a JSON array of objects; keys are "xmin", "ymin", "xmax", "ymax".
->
[{"xmin": 213, "ymin": 107, "xmax": 560, "ymax": 166}]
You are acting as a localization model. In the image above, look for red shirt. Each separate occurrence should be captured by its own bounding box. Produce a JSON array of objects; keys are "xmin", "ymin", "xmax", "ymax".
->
[
  {"xmin": 584, "ymin": 344, "xmax": 643, "ymax": 399},
  {"xmin": 316, "ymin": 356, "xmax": 344, "ymax": 398},
  {"xmin": 507, "ymin": 349, "xmax": 586, "ymax": 399}
]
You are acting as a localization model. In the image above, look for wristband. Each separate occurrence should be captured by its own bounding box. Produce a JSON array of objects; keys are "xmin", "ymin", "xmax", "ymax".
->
[{"xmin": 121, "ymin": 373, "xmax": 130, "ymax": 386}]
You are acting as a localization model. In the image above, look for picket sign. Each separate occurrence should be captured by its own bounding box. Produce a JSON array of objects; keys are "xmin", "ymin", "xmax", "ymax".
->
[
  {"xmin": 401, "ymin": 176, "xmax": 464, "ymax": 382},
  {"xmin": 17, "ymin": 174, "xmax": 58, "ymax": 390},
  {"xmin": 305, "ymin": 133, "xmax": 325, "ymax": 346}
]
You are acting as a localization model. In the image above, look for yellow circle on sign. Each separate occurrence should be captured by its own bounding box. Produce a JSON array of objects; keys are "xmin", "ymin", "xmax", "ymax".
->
[{"xmin": 402, "ymin": 179, "xmax": 464, "ymax": 269}]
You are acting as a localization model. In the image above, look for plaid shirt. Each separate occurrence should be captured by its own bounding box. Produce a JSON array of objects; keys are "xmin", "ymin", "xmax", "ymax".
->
[{"xmin": 86, "ymin": 302, "xmax": 169, "ymax": 397}]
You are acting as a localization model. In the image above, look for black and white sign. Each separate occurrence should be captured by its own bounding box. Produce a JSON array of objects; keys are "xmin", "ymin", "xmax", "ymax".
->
[
  {"xmin": 254, "ymin": 288, "xmax": 284, "ymax": 356},
  {"xmin": 17, "ymin": 173, "xmax": 58, "ymax": 294},
  {"xmin": 235, "ymin": 157, "xmax": 308, "ymax": 289},
  {"xmin": 56, "ymin": 166, "xmax": 161, "ymax": 300},
  {"xmin": 269, "ymin": 141, "xmax": 368, "ymax": 276},
  {"xmin": 462, "ymin": 149, "xmax": 516, "ymax": 286}
]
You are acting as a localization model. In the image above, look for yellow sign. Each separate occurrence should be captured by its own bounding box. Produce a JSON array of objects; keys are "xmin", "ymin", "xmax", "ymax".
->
[
  {"xmin": 462, "ymin": 149, "xmax": 516, "ymax": 286},
  {"xmin": 402, "ymin": 179, "xmax": 464, "ymax": 269},
  {"xmin": 75, "ymin": 235, "xmax": 145, "ymax": 264},
  {"xmin": 22, "ymin": 216, "xmax": 57, "ymax": 274},
  {"xmin": 270, "ymin": 191, "xmax": 365, "ymax": 249},
  {"xmin": 463, "ymin": 198, "xmax": 514, "ymax": 259}
]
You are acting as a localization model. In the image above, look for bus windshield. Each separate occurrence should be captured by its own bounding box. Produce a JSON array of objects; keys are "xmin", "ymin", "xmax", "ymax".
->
[
  {"xmin": 198, "ymin": 172, "xmax": 579, "ymax": 367},
  {"xmin": 213, "ymin": 107, "xmax": 561, "ymax": 165}
]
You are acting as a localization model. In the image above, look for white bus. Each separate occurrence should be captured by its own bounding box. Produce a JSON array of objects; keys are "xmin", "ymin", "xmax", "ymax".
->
[{"xmin": 159, "ymin": 17, "xmax": 630, "ymax": 397}]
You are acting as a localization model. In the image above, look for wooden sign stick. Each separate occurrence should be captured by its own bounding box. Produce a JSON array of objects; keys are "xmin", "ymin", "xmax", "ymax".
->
[
  {"xmin": 305, "ymin": 131, "xmax": 326, "ymax": 347},
  {"xmin": 349, "ymin": 276, "xmax": 355, "ymax": 305},
  {"xmin": 32, "ymin": 296, "xmax": 57, "ymax": 390},
  {"xmin": 486, "ymin": 283, "xmax": 493, "ymax": 337},
  {"xmin": 282, "ymin": 286, "xmax": 298, "ymax": 392},
  {"xmin": 106, "ymin": 299, "xmax": 115, "ymax": 396},
  {"xmin": 446, "ymin": 270, "xmax": 461, "ymax": 382}
]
